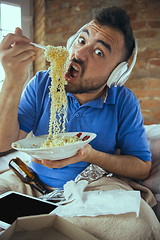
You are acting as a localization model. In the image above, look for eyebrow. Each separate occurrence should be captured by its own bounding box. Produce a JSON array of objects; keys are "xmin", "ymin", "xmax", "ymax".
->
[
  {"xmin": 81, "ymin": 29, "xmax": 112, "ymax": 53},
  {"xmin": 97, "ymin": 40, "xmax": 111, "ymax": 53}
]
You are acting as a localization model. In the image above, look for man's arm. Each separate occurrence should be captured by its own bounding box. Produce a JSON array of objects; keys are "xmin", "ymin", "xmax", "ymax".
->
[
  {"xmin": 0, "ymin": 28, "xmax": 37, "ymax": 151},
  {"xmin": 33, "ymin": 144, "xmax": 151, "ymax": 181}
]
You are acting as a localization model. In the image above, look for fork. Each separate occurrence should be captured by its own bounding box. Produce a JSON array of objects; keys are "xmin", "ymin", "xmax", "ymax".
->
[{"xmin": 30, "ymin": 42, "xmax": 47, "ymax": 50}]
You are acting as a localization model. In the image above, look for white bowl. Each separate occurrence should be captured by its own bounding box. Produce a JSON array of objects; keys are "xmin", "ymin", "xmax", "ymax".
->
[{"xmin": 11, "ymin": 132, "xmax": 97, "ymax": 161}]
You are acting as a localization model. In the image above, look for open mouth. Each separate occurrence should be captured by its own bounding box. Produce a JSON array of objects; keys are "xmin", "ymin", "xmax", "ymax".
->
[{"xmin": 65, "ymin": 63, "xmax": 80, "ymax": 82}]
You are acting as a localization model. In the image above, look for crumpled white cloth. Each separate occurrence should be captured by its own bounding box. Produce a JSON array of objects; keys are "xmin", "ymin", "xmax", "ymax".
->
[{"xmin": 52, "ymin": 180, "xmax": 141, "ymax": 218}]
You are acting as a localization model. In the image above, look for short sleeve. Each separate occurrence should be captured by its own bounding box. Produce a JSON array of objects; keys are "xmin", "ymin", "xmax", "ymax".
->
[
  {"xmin": 18, "ymin": 76, "xmax": 37, "ymax": 133},
  {"xmin": 18, "ymin": 70, "xmax": 51, "ymax": 136},
  {"xmin": 116, "ymin": 89, "xmax": 151, "ymax": 161}
]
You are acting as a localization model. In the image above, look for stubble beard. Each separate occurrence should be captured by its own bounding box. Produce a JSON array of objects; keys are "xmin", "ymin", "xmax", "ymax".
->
[
  {"xmin": 65, "ymin": 60, "xmax": 107, "ymax": 94},
  {"xmin": 65, "ymin": 77, "xmax": 107, "ymax": 94}
]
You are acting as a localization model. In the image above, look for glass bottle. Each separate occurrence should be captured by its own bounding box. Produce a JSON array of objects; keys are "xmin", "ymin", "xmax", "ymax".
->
[{"xmin": 9, "ymin": 157, "xmax": 50, "ymax": 195}]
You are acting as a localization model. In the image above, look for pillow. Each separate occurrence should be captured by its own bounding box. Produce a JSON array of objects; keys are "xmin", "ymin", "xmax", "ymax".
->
[
  {"xmin": 144, "ymin": 124, "xmax": 160, "ymax": 141},
  {"xmin": 140, "ymin": 139, "xmax": 160, "ymax": 195}
]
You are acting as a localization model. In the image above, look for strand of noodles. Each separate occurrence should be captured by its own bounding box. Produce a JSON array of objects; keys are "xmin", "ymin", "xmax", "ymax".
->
[{"xmin": 43, "ymin": 45, "xmax": 69, "ymax": 146}]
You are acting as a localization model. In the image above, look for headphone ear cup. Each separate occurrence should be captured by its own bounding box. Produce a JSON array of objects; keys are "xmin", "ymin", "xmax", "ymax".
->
[
  {"xmin": 107, "ymin": 62, "xmax": 129, "ymax": 87},
  {"xmin": 67, "ymin": 33, "xmax": 78, "ymax": 50}
]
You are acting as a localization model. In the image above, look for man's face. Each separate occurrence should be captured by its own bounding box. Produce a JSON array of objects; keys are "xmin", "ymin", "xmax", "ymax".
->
[{"xmin": 65, "ymin": 21, "xmax": 125, "ymax": 94}]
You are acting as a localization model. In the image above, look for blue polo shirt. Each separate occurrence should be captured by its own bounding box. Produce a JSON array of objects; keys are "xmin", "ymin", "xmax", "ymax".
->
[{"xmin": 18, "ymin": 70, "xmax": 151, "ymax": 188}]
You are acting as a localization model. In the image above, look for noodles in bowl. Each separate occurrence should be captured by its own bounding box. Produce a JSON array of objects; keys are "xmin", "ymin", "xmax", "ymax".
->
[{"xmin": 12, "ymin": 132, "xmax": 97, "ymax": 160}]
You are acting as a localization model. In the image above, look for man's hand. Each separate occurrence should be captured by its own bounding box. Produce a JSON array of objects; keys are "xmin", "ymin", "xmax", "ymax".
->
[
  {"xmin": 33, "ymin": 144, "xmax": 93, "ymax": 168},
  {"xmin": 0, "ymin": 27, "xmax": 38, "ymax": 85},
  {"xmin": 32, "ymin": 143, "xmax": 151, "ymax": 181},
  {"xmin": 0, "ymin": 27, "xmax": 38, "ymax": 152}
]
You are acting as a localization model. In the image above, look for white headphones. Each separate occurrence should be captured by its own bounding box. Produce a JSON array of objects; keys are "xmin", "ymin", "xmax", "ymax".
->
[
  {"xmin": 107, "ymin": 35, "xmax": 138, "ymax": 87},
  {"xmin": 66, "ymin": 25, "xmax": 138, "ymax": 88}
]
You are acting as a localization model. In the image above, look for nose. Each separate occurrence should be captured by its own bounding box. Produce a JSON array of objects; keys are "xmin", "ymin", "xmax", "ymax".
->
[
  {"xmin": 75, "ymin": 47, "xmax": 88, "ymax": 61},
  {"xmin": 70, "ymin": 45, "xmax": 89, "ymax": 61}
]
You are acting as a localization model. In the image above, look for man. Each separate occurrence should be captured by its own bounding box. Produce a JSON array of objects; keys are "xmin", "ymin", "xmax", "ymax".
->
[{"xmin": 0, "ymin": 6, "xmax": 159, "ymax": 239}]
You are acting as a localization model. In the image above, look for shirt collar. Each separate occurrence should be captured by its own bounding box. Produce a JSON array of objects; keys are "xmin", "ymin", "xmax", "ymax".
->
[
  {"xmin": 66, "ymin": 87, "xmax": 117, "ymax": 108},
  {"xmin": 104, "ymin": 87, "xmax": 117, "ymax": 104}
]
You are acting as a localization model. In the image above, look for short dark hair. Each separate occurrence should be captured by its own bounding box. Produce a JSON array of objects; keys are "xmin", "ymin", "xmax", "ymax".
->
[{"xmin": 93, "ymin": 6, "xmax": 135, "ymax": 61}]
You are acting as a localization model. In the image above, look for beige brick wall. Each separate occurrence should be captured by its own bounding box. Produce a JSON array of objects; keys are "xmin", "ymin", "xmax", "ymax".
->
[{"xmin": 33, "ymin": 0, "xmax": 160, "ymax": 125}]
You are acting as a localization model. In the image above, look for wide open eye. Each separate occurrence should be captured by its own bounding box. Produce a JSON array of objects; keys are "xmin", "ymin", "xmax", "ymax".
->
[
  {"xmin": 78, "ymin": 37, "xmax": 85, "ymax": 45},
  {"xmin": 95, "ymin": 49, "xmax": 103, "ymax": 57}
]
